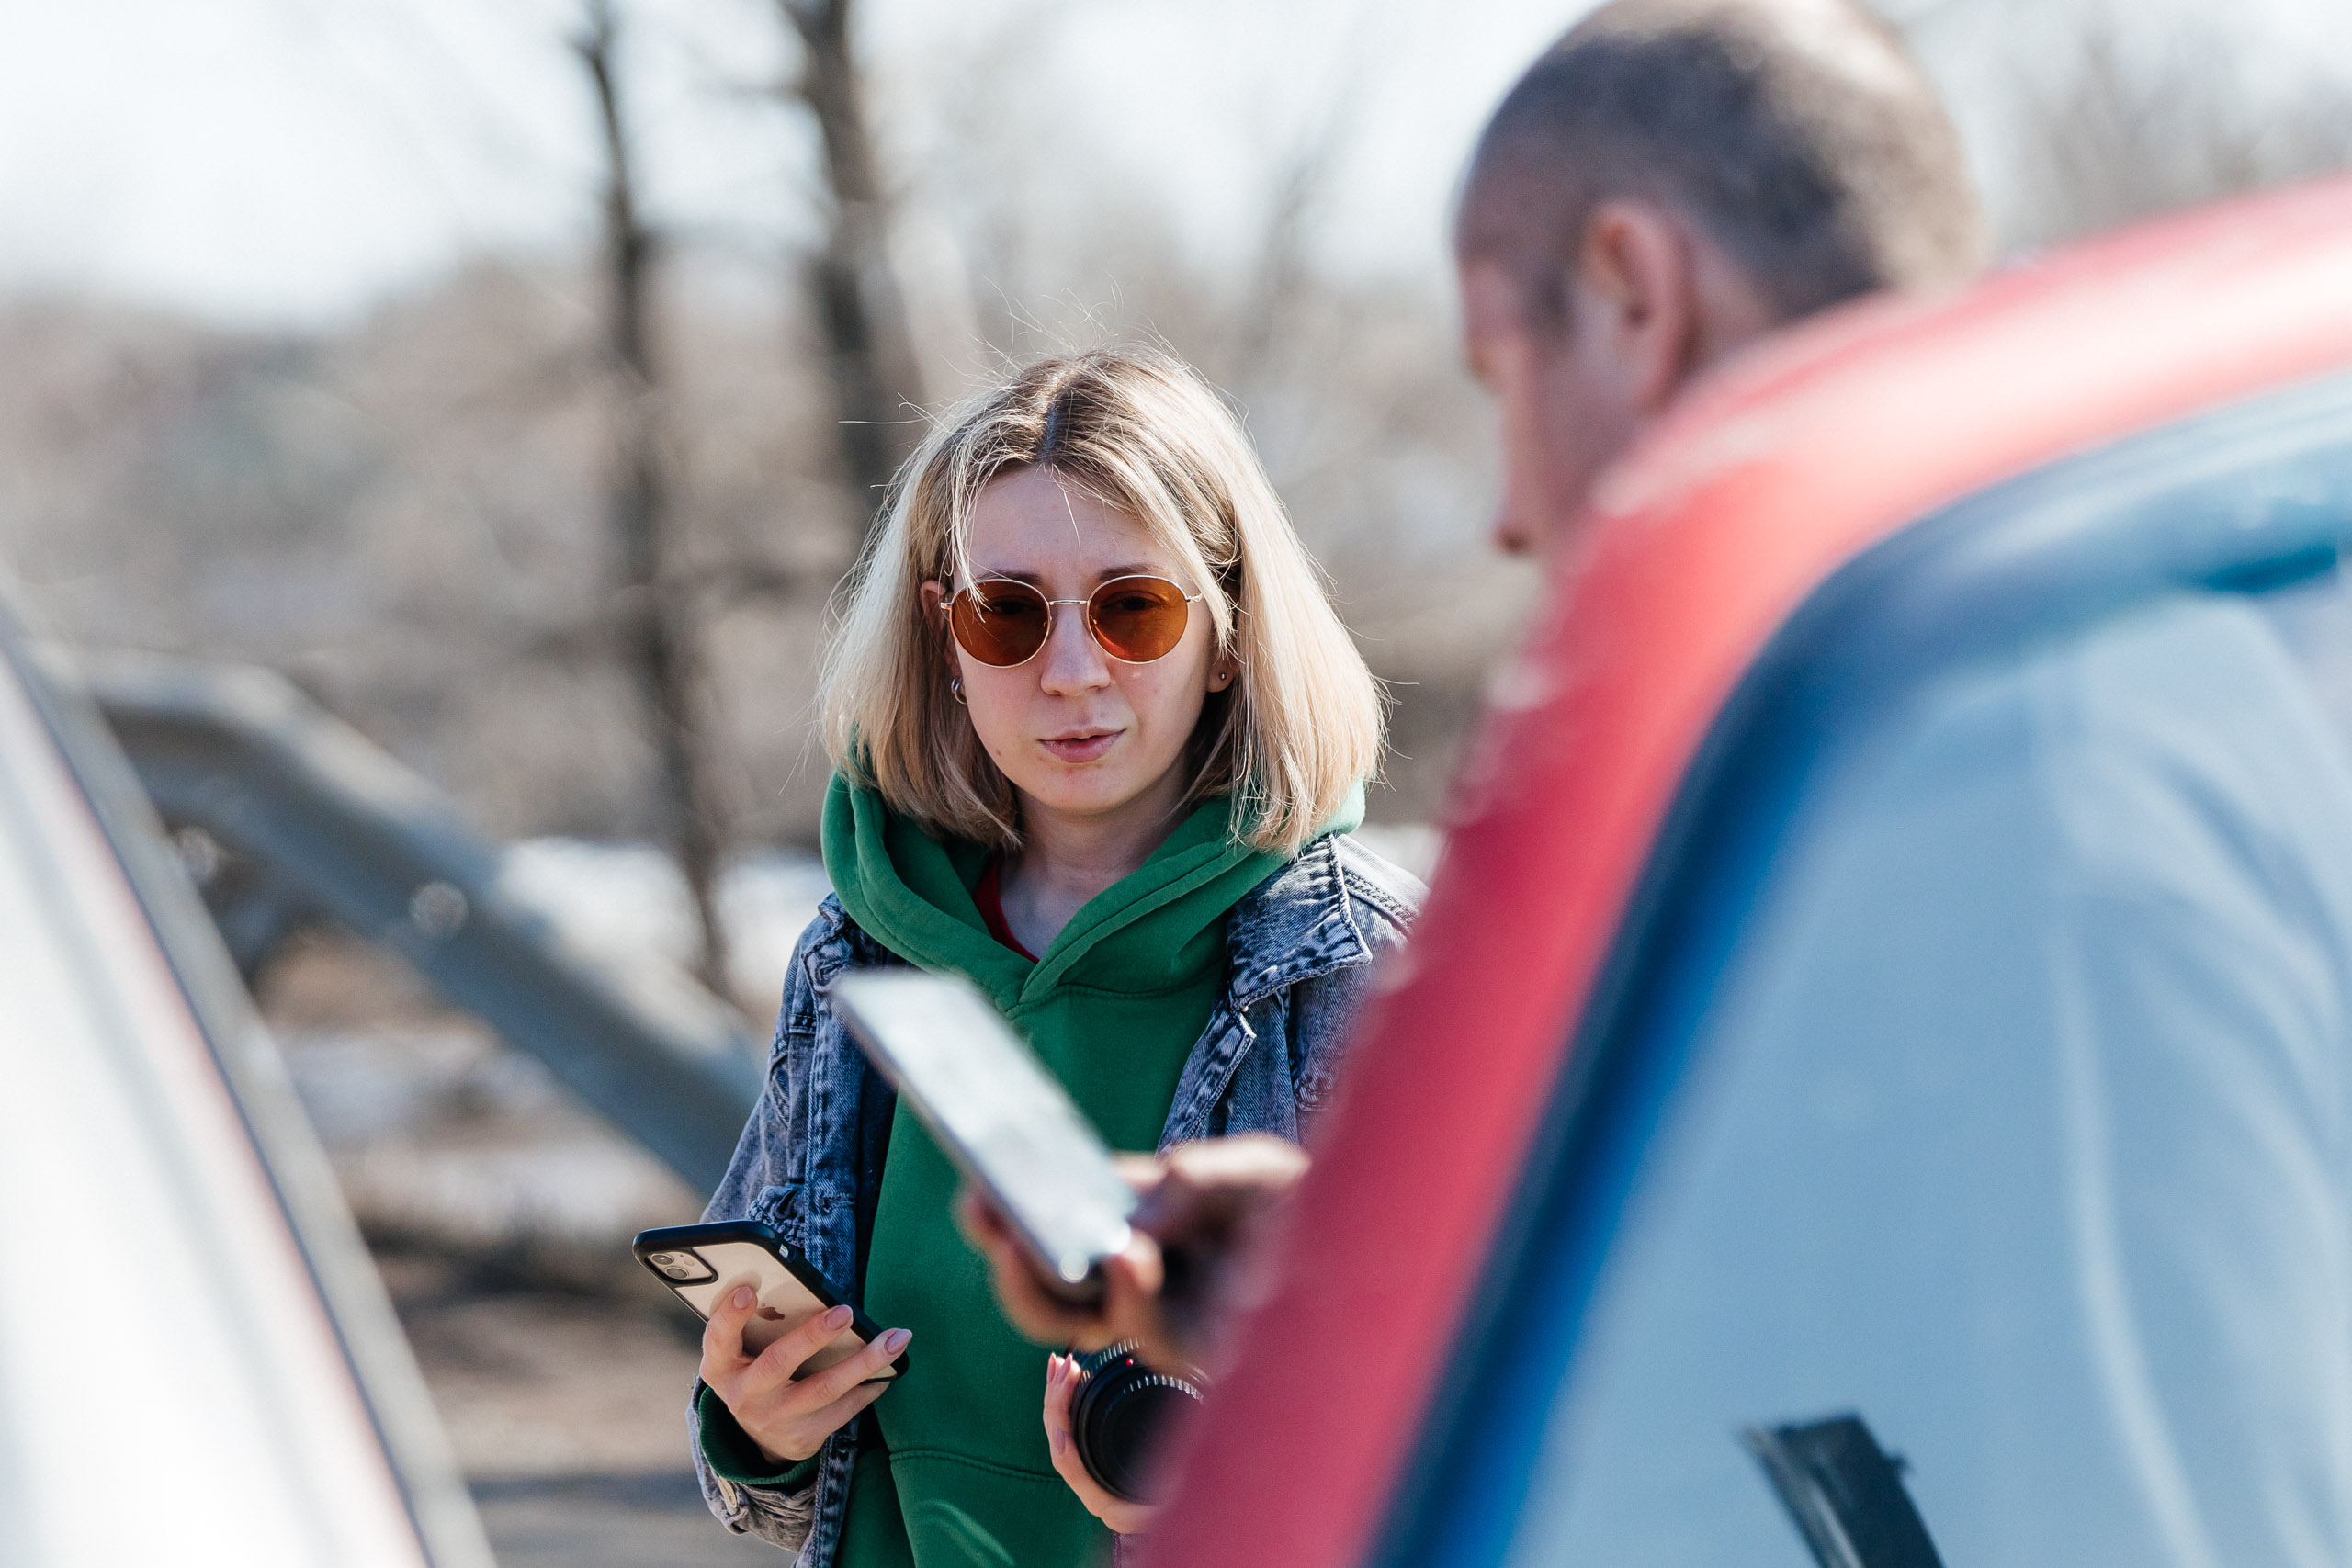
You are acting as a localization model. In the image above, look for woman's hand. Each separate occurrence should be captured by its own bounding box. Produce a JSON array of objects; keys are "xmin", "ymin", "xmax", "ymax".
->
[
  {"xmin": 699, "ymin": 1287, "xmax": 911, "ymax": 1465},
  {"xmin": 1043, "ymin": 1352, "xmax": 1158, "ymax": 1535}
]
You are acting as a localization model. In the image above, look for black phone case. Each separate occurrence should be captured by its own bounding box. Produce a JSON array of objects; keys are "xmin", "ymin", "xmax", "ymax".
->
[{"xmin": 633, "ymin": 1220, "xmax": 909, "ymax": 1380}]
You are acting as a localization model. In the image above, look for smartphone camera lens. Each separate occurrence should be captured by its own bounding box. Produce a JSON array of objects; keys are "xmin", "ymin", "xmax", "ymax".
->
[{"xmin": 636, "ymin": 1237, "xmax": 719, "ymax": 1284}]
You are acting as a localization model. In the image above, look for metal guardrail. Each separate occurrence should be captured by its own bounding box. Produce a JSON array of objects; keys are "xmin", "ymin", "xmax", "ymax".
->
[{"xmin": 59, "ymin": 651, "xmax": 763, "ymax": 1195}]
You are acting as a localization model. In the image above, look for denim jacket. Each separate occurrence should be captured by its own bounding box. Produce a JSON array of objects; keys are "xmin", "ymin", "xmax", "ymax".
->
[{"xmin": 690, "ymin": 829, "xmax": 1422, "ymax": 1563}]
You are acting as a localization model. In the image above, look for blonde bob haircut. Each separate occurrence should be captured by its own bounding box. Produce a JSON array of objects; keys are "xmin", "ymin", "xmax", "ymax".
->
[{"xmin": 820, "ymin": 347, "xmax": 1383, "ymax": 856}]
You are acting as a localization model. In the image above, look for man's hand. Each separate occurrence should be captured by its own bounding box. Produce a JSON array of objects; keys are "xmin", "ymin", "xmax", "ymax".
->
[
  {"xmin": 697, "ymin": 1286, "xmax": 910, "ymax": 1465},
  {"xmin": 956, "ymin": 1134, "xmax": 1311, "ymax": 1372},
  {"xmin": 957, "ymin": 1154, "xmax": 1169, "ymax": 1356}
]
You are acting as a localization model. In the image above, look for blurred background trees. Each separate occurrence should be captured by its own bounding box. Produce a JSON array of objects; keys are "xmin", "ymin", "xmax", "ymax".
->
[{"xmin": 1, "ymin": 0, "xmax": 2347, "ymax": 1016}]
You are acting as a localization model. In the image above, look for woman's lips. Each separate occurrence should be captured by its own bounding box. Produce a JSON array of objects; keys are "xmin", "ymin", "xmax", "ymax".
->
[{"xmin": 1042, "ymin": 730, "xmax": 1120, "ymax": 763}]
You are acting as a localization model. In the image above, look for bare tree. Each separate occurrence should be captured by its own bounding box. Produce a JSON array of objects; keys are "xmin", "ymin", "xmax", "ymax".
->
[
  {"xmin": 2010, "ymin": 12, "xmax": 2352, "ymax": 248},
  {"xmin": 1882, "ymin": 0, "xmax": 2352, "ymax": 253},
  {"xmin": 773, "ymin": 0, "xmax": 928, "ymax": 537},
  {"xmin": 575, "ymin": 0, "xmax": 735, "ymax": 998}
]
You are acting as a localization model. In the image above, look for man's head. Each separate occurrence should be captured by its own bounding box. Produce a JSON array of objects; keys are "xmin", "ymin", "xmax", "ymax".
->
[{"xmin": 1458, "ymin": 0, "xmax": 1987, "ymax": 557}]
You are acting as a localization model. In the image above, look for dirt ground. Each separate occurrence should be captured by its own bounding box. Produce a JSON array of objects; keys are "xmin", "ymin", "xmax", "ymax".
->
[
  {"xmin": 257, "ymin": 935, "xmax": 785, "ymax": 1566},
  {"xmin": 379, "ymin": 1246, "xmax": 783, "ymax": 1567}
]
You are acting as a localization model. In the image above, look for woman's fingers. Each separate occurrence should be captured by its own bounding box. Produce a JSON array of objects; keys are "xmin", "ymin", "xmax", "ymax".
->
[
  {"xmin": 747, "ymin": 1303, "xmax": 855, "ymax": 1385},
  {"xmin": 699, "ymin": 1283, "xmax": 760, "ymax": 1379},
  {"xmin": 804, "ymin": 1370, "xmax": 892, "ymax": 1433},
  {"xmin": 711, "ymin": 1315, "xmax": 907, "ymax": 1467},
  {"xmin": 786, "ymin": 1325, "xmax": 912, "ymax": 1410},
  {"xmin": 1042, "ymin": 1355, "xmax": 1158, "ymax": 1535},
  {"xmin": 1042, "ymin": 1352, "xmax": 1078, "ymax": 1457}
]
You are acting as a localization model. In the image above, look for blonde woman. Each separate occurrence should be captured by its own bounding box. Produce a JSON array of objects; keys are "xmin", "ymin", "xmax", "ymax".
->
[{"xmin": 687, "ymin": 349, "xmax": 1421, "ymax": 1568}]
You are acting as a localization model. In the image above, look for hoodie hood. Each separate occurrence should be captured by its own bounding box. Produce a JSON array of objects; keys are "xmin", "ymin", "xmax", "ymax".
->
[{"xmin": 820, "ymin": 774, "xmax": 1363, "ymax": 1012}]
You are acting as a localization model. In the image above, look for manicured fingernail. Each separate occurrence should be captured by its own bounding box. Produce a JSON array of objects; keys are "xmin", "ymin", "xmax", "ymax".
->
[
  {"xmin": 883, "ymin": 1328, "xmax": 911, "ymax": 1352},
  {"xmin": 823, "ymin": 1304, "xmax": 852, "ymax": 1328},
  {"xmin": 730, "ymin": 1286, "xmax": 754, "ymax": 1310}
]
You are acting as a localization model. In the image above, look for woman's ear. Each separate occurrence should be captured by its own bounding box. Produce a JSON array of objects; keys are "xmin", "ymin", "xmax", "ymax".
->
[{"xmin": 921, "ymin": 580, "xmax": 957, "ymax": 671}]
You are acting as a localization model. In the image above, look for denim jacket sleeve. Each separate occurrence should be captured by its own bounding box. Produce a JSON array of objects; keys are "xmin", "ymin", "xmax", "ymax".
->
[
  {"xmin": 689, "ymin": 916, "xmax": 827, "ymax": 1555},
  {"xmin": 1287, "ymin": 960, "xmax": 1377, "ymax": 1143},
  {"xmin": 1291, "ymin": 837, "xmax": 1421, "ymax": 1142}
]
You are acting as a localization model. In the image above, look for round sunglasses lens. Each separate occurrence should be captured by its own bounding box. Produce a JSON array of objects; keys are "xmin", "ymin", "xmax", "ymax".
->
[
  {"xmin": 1089, "ymin": 578, "xmax": 1193, "ymax": 662},
  {"xmin": 951, "ymin": 583, "xmax": 1050, "ymax": 666}
]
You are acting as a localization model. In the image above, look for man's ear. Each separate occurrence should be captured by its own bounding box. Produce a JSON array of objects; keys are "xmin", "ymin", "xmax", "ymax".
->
[{"xmin": 1575, "ymin": 197, "xmax": 1702, "ymax": 417}]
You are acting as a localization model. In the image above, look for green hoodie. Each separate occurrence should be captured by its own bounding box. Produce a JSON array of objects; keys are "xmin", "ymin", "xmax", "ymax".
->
[{"xmin": 808, "ymin": 773, "xmax": 1353, "ymax": 1568}]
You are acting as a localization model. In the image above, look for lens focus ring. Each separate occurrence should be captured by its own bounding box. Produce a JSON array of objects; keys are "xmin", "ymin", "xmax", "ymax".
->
[{"xmin": 1067, "ymin": 1340, "xmax": 1206, "ymax": 1503}]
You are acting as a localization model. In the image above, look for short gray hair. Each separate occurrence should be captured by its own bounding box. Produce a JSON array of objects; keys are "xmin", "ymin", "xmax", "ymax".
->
[{"xmin": 1460, "ymin": 0, "xmax": 1986, "ymax": 326}]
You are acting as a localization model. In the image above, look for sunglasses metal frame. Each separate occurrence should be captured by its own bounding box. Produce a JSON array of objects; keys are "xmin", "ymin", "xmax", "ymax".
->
[{"xmin": 944, "ymin": 573, "xmax": 1206, "ymax": 669}]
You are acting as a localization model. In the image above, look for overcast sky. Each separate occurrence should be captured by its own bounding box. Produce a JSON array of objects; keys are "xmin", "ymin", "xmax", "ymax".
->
[
  {"xmin": 0, "ymin": 0, "xmax": 1593, "ymax": 328},
  {"xmin": 4, "ymin": 0, "xmax": 2348, "ymax": 330}
]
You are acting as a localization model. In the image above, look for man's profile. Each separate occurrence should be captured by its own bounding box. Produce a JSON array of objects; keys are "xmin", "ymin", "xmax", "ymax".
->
[{"xmin": 1458, "ymin": 0, "xmax": 1985, "ymax": 558}]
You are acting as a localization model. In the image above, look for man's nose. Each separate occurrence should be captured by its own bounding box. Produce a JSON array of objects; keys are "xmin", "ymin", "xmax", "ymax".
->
[{"xmin": 1037, "ymin": 604, "xmax": 1112, "ymax": 693}]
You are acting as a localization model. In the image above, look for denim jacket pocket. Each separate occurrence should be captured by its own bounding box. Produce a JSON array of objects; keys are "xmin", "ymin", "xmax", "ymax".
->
[{"xmin": 751, "ymin": 1181, "xmax": 808, "ymax": 1246}]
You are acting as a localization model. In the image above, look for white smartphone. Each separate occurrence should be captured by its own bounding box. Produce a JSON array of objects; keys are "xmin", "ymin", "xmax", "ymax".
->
[{"xmin": 831, "ymin": 970, "xmax": 1137, "ymax": 1303}]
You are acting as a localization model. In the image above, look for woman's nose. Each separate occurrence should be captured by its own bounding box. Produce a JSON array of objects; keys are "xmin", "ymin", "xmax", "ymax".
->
[{"xmin": 1037, "ymin": 604, "xmax": 1112, "ymax": 694}]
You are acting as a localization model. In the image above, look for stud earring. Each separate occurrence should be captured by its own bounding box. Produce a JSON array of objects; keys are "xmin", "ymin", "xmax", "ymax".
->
[{"xmin": 950, "ymin": 673, "xmax": 967, "ymax": 705}]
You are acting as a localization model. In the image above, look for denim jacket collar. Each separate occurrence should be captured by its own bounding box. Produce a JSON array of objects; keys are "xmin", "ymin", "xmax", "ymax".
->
[{"xmin": 1223, "ymin": 834, "xmax": 1378, "ymax": 1008}]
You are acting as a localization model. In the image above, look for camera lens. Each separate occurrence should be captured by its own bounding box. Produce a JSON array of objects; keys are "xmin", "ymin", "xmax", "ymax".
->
[{"xmin": 1068, "ymin": 1341, "xmax": 1204, "ymax": 1503}]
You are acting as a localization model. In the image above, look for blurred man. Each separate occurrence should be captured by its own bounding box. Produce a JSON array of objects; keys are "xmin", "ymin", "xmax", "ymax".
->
[
  {"xmin": 1461, "ymin": 0, "xmax": 1984, "ymax": 558},
  {"xmin": 967, "ymin": 0, "xmax": 1989, "ymax": 1372}
]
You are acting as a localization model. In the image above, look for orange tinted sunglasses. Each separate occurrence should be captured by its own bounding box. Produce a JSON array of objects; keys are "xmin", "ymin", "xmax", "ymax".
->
[{"xmin": 945, "ymin": 575, "xmax": 1204, "ymax": 668}]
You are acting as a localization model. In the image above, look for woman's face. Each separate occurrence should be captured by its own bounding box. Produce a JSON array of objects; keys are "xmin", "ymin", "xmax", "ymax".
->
[{"xmin": 924, "ymin": 467, "xmax": 1231, "ymax": 833}]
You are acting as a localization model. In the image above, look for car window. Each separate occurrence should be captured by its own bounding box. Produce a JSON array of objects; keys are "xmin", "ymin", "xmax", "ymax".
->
[{"xmin": 1495, "ymin": 576, "xmax": 2352, "ymax": 1568}]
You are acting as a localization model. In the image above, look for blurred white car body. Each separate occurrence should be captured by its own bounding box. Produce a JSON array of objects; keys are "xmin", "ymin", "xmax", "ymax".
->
[{"xmin": 0, "ymin": 605, "xmax": 488, "ymax": 1568}]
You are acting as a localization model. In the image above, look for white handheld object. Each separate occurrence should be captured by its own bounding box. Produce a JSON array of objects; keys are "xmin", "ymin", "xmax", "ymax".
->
[{"xmin": 831, "ymin": 970, "xmax": 1136, "ymax": 1298}]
